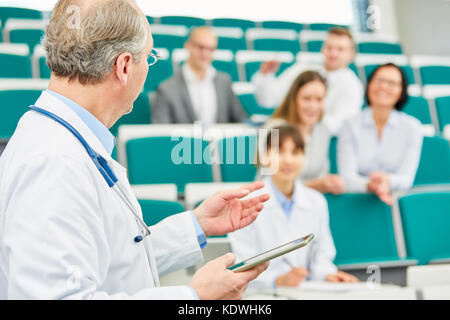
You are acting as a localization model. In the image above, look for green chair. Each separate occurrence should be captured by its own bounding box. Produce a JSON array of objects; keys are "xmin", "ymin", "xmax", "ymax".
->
[
  {"xmin": 364, "ymin": 64, "xmax": 416, "ymax": 85},
  {"xmin": 309, "ymin": 23, "xmax": 348, "ymax": 31},
  {"xmin": 238, "ymin": 93, "xmax": 275, "ymax": 116},
  {"xmin": 244, "ymin": 61, "xmax": 294, "ymax": 82},
  {"xmin": 218, "ymin": 135, "xmax": 258, "ymax": 182},
  {"xmin": 0, "ymin": 53, "xmax": 32, "ymax": 78},
  {"xmin": 138, "ymin": 199, "xmax": 185, "ymax": 226},
  {"xmin": 402, "ymin": 96, "xmax": 432, "ymax": 125},
  {"xmin": 38, "ymin": 56, "xmax": 51, "ymax": 78},
  {"xmin": 160, "ymin": 16, "xmax": 206, "ymax": 28},
  {"xmin": 329, "ymin": 136, "xmax": 338, "ymax": 174},
  {"xmin": 0, "ymin": 7, "xmax": 42, "ymax": 25},
  {"xmin": 212, "ymin": 60, "xmax": 240, "ymax": 82},
  {"xmin": 143, "ymin": 57, "xmax": 173, "ymax": 92},
  {"xmin": 109, "ymin": 92, "xmax": 151, "ymax": 137},
  {"xmin": 211, "ymin": 18, "xmax": 256, "ymax": 31},
  {"xmin": 217, "ymin": 36, "xmax": 247, "ymax": 52},
  {"xmin": 152, "ymin": 34, "xmax": 187, "ymax": 52},
  {"xmin": 9, "ymin": 28, "xmax": 44, "ymax": 54},
  {"xmin": 419, "ymin": 66, "xmax": 450, "ymax": 85},
  {"xmin": 413, "ymin": 136, "xmax": 450, "ymax": 186},
  {"xmin": 305, "ymin": 40, "xmax": 323, "ymax": 53},
  {"xmin": 325, "ymin": 193, "xmax": 402, "ymax": 265},
  {"xmin": 261, "ymin": 21, "xmax": 304, "ymax": 32},
  {"xmin": 399, "ymin": 192, "xmax": 450, "ymax": 265},
  {"xmin": 146, "ymin": 16, "xmax": 154, "ymax": 24},
  {"xmin": 435, "ymin": 96, "xmax": 450, "ymax": 132},
  {"xmin": 357, "ymin": 42, "xmax": 403, "ymax": 55},
  {"xmin": 0, "ymin": 89, "xmax": 42, "ymax": 138},
  {"xmin": 126, "ymin": 136, "xmax": 213, "ymax": 193},
  {"xmin": 253, "ymin": 38, "xmax": 301, "ymax": 55},
  {"xmin": 348, "ymin": 62, "xmax": 360, "ymax": 79}
]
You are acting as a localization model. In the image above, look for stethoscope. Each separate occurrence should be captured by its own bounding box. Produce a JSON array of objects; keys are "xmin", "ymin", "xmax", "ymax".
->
[{"xmin": 29, "ymin": 106, "xmax": 151, "ymax": 244}]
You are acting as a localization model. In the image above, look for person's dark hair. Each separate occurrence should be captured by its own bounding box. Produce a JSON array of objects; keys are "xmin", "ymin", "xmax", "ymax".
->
[
  {"xmin": 365, "ymin": 63, "xmax": 409, "ymax": 111},
  {"xmin": 266, "ymin": 125, "xmax": 305, "ymax": 153}
]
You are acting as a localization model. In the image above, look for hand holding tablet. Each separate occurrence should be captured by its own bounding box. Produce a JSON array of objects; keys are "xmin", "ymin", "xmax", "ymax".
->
[{"xmin": 228, "ymin": 233, "xmax": 314, "ymax": 272}]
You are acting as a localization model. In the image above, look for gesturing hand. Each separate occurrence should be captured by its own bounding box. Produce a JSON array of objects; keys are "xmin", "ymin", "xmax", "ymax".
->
[{"xmin": 193, "ymin": 181, "xmax": 270, "ymax": 237}]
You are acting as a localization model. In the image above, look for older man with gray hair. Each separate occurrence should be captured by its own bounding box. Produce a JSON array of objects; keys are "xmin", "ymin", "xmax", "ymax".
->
[{"xmin": 0, "ymin": 0, "xmax": 269, "ymax": 300}]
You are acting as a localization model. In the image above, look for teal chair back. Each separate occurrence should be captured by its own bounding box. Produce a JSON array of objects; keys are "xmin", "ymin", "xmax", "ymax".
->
[
  {"xmin": 325, "ymin": 193, "xmax": 399, "ymax": 265},
  {"xmin": 126, "ymin": 136, "xmax": 213, "ymax": 193},
  {"xmin": 39, "ymin": 56, "xmax": 51, "ymax": 78},
  {"xmin": 143, "ymin": 58, "xmax": 173, "ymax": 92},
  {"xmin": 9, "ymin": 29, "xmax": 44, "ymax": 53},
  {"xmin": 261, "ymin": 21, "xmax": 304, "ymax": 32},
  {"xmin": 413, "ymin": 136, "xmax": 450, "ymax": 186},
  {"xmin": 364, "ymin": 64, "xmax": 416, "ymax": 85},
  {"xmin": 217, "ymin": 37, "xmax": 247, "ymax": 52},
  {"xmin": 253, "ymin": 39, "xmax": 301, "ymax": 55},
  {"xmin": 159, "ymin": 16, "xmax": 206, "ymax": 28},
  {"xmin": 399, "ymin": 192, "xmax": 450, "ymax": 264},
  {"xmin": 244, "ymin": 61, "xmax": 293, "ymax": 82},
  {"xmin": 420, "ymin": 66, "xmax": 450, "ymax": 85},
  {"xmin": 237, "ymin": 93, "xmax": 275, "ymax": 116},
  {"xmin": 0, "ymin": 7, "xmax": 42, "ymax": 25},
  {"xmin": 357, "ymin": 42, "xmax": 403, "ymax": 55},
  {"xmin": 305, "ymin": 40, "xmax": 323, "ymax": 53},
  {"xmin": 402, "ymin": 96, "xmax": 432, "ymax": 125},
  {"xmin": 152, "ymin": 34, "xmax": 187, "ymax": 52},
  {"xmin": 109, "ymin": 92, "xmax": 151, "ymax": 136},
  {"xmin": 218, "ymin": 135, "xmax": 257, "ymax": 182},
  {"xmin": 0, "ymin": 89, "xmax": 41, "ymax": 138},
  {"xmin": 212, "ymin": 60, "xmax": 240, "ymax": 82},
  {"xmin": 0, "ymin": 53, "xmax": 32, "ymax": 78},
  {"xmin": 138, "ymin": 199, "xmax": 185, "ymax": 226},
  {"xmin": 309, "ymin": 23, "xmax": 348, "ymax": 31},
  {"xmin": 435, "ymin": 96, "xmax": 450, "ymax": 132},
  {"xmin": 211, "ymin": 18, "xmax": 256, "ymax": 31},
  {"xmin": 328, "ymin": 136, "xmax": 338, "ymax": 174}
]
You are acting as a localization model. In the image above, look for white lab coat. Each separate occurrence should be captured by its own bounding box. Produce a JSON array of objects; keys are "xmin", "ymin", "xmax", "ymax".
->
[
  {"xmin": 0, "ymin": 91, "xmax": 203, "ymax": 299},
  {"xmin": 228, "ymin": 177, "xmax": 337, "ymax": 289}
]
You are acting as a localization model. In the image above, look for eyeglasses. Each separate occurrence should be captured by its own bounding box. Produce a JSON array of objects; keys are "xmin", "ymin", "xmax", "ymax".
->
[
  {"xmin": 147, "ymin": 48, "xmax": 160, "ymax": 67},
  {"xmin": 372, "ymin": 77, "xmax": 402, "ymax": 88}
]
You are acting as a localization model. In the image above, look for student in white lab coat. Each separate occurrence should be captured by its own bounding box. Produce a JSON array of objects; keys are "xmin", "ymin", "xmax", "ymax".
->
[
  {"xmin": 228, "ymin": 125, "xmax": 358, "ymax": 288},
  {"xmin": 0, "ymin": 0, "xmax": 269, "ymax": 300}
]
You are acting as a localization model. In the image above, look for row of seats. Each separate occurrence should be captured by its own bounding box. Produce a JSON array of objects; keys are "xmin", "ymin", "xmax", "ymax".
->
[
  {"xmin": 0, "ymin": 19, "xmax": 402, "ymax": 55},
  {"xmin": 136, "ymin": 188, "xmax": 450, "ymax": 268},
  {"xmin": 1, "ymin": 85, "xmax": 450, "ymax": 140},
  {"xmin": 1, "ymin": 41, "xmax": 450, "ymax": 92},
  {"xmin": 0, "ymin": 7, "xmax": 347, "ymax": 31}
]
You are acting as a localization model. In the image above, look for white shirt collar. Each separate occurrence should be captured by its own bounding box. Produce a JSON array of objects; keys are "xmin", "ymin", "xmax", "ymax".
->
[
  {"xmin": 363, "ymin": 107, "xmax": 401, "ymax": 128},
  {"xmin": 182, "ymin": 63, "xmax": 216, "ymax": 82}
]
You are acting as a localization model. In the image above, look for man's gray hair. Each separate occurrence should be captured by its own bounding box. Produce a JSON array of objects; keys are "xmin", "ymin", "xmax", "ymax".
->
[{"xmin": 43, "ymin": 0, "xmax": 148, "ymax": 84}]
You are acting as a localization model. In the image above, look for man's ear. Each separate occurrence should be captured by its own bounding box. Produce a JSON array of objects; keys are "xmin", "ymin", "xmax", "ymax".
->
[{"xmin": 114, "ymin": 52, "xmax": 133, "ymax": 86}]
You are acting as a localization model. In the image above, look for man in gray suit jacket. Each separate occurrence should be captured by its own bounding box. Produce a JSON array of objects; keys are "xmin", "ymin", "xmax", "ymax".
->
[{"xmin": 152, "ymin": 27, "xmax": 247, "ymax": 125}]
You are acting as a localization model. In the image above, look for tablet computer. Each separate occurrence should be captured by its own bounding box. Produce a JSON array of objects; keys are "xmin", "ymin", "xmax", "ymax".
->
[{"xmin": 228, "ymin": 233, "xmax": 314, "ymax": 272}]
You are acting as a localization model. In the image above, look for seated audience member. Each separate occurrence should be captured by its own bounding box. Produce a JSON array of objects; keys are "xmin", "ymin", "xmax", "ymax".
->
[
  {"xmin": 264, "ymin": 70, "xmax": 345, "ymax": 195},
  {"xmin": 252, "ymin": 28, "xmax": 363, "ymax": 135},
  {"xmin": 152, "ymin": 26, "xmax": 246, "ymax": 126},
  {"xmin": 228, "ymin": 125, "xmax": 358, "ymax": 289},
  {"xmin": 338, "ymin": 63, "xmax": 423, "ymax": 205}
]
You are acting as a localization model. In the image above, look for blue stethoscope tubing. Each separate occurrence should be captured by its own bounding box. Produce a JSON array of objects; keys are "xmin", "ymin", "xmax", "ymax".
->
[{"xmin": 29, "ymin": 106, "xmax": 151, "ymax": 243}]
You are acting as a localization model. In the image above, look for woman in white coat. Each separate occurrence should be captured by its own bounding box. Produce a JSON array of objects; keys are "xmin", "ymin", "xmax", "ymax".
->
[{"xmin": 228, "ymin": 125, "xmax": 358, "ymax": 288}]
